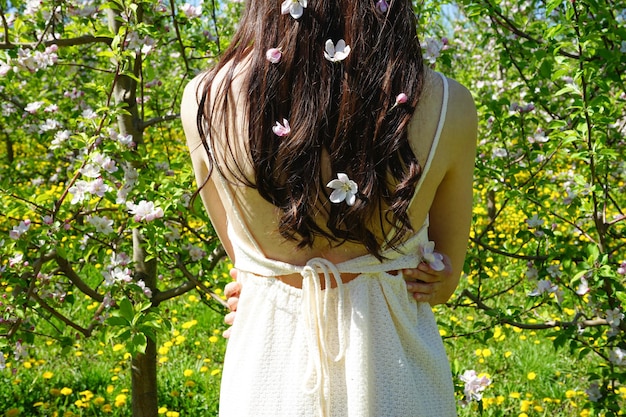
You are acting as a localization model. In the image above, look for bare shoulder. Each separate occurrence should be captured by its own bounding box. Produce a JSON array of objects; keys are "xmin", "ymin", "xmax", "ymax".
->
[
  {"xmin": 436, "ymin": 74, "xmax": 477, "ymax": 167},
  {"xmin": 181, "ymin": 72, "xmax": 207, "ymax": 146},
  {"xmin": 442, "ymin": 75, "xmax": 477, "ymax": 147}
]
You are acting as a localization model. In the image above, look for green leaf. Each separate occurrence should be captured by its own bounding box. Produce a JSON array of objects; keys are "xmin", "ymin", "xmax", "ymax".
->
[
  {"xmin": 118, "ymin": 297, "xmax": 134, "ymax": 323},
  {"xmin": 106, "ymin": 316, "xmax": 130, "ymax": 327}
]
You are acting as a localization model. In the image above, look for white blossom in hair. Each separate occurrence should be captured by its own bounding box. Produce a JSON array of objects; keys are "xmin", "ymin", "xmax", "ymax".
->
[
  {"xmin": 327, "ymin": 173, "xmax": 358, "ymax": 206},
  {"xmin": 281, "ymin": 0, "xmax": 307, "ymax": 19},
  {"xmin": 324, "ymin": 39, "xmax": 351, "ymax": 63}
]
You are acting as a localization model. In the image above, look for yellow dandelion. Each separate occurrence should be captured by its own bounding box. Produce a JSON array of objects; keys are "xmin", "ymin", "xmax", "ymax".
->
[
  {"xmin": 200, "ymin": 366, "xmax": 208, "ymax": 373},
  {"xmin": 112, "ymin": 344, "xmax": 124, "ymax": 352},
  {"xmin": 93, "ymin": 397, "xmax": 105, "ymax": 406},
  {"xmin": 211, "ymin": 369, "xmax": 221, "ymax": 376},
  {"xmin": 509, "ymin": 392, "xmax": 521, "ymax": 399},
  {"xmin": 209, "ymin": 336, "xmax": 219, "ymax": 343},
  {"xmin": 114, "ymin": 394, "xmax": 127, "ymax": 407},
  {"xmin": 80, "ymin": 390, "xmax": 94, "ymax": 400},
  {"xmin": 527, "ymin": 372, "xmax": 537, "ymax": 380},
  {"xmin": 42, "ymin": 371, "xmax": 54, "ymax": 379},
  {"xmin": 183, "ymin": 369, "xmax": 193, "ymax": 377},
  {"xmin": 182, "ymin": 319, "xmax": 198, "ymax": 329},
  {"xmin": 185, "ymin": 380, "xmax": 196, "ymax": 388},
  {"xmin": 166, "ymin": 411, "xmax": 180, "ymax": 417},
  {"xmin": 102, "ymin": 404, "xmax": 113, "ymax": 413},
  {"xmin": 158, "ymin": 406, "xmax": 168, "ymax": 414},
  {"xmin": 60, "ymin": 387, "xmax": 73, "ymax": 396},
  {"xmin": 520, "ymin": 399, "xmax": 533, "ymax": 412},
  {"xmin": 5, "ymin": 409, "xmax": 20, "ymax": 417}
]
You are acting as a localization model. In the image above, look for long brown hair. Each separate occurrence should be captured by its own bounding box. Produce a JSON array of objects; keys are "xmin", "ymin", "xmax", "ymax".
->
[{"xmin": 197, "ymin": 0, "xmax": 425, "ymax": 258}]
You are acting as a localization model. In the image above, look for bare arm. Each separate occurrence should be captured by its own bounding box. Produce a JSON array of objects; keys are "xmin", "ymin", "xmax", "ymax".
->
[
  {"xmin": 181, "ymin": 75, "xmax": 236, "ymax": 261},
  {"xmin": 425, "ymin": 79, "xmax": 477, "ymax": 305}
]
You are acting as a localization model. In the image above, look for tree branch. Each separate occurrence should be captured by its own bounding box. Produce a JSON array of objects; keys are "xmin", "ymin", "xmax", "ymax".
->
[
  {"xmin": 0, "ymin": 35, "xmax": 113, "ymax": 50},
  {"xmin": 140, "ymin": 114, "xmax": 180, "ymax": 130},
  {"xmin": 55, "ymin": 255, "xmax": 104, "ymax": 302},
  {"xmin": 155, "ymin": 246, "xmax": 227, "ymax": 307},
  {"xmin": 29, "ymin": 291, "xmax": 92, "ymax": 338},
  {"xmin": 459, "ymin": 289, "xmax": 609, "ymax": 330}
]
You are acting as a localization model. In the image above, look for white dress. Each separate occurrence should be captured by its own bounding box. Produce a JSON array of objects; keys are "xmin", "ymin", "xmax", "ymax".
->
[{"xmin": 216, "ymin": 73, "xmax": 456, "ymax": 417}]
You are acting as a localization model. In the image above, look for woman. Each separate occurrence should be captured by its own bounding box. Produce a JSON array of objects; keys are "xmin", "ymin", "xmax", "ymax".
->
[{"xmin": 182, "ymin": 0, "xmax": 477, "ymax": 415}]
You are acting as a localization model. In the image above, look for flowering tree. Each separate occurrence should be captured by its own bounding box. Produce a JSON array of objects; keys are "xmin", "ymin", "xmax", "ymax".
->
[
  {"xmin": 435, "ymin": 0, "xmax": 626, "ymax": 412},
  {"xmin": 1, "ymin": 0, "xmax": 625, "ymax": 415},
  {"xmin": 0, "ymin": 0, "xmax": 242, "ymax": 414}
]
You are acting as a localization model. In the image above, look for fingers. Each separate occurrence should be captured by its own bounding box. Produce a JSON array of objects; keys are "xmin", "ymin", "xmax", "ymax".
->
[
  {"xmin": 229, "ymin": 268, "xmax": 238, "ymax": 281},
  {"xmin": 224, "ymin": 311, "xmax": 236, "ymax": 326},
  {"xmin": 227, "ymin": 296, "xmax": 239, "ymax": 312},
  {"xmin": 224, "ymin": 281, "xmax": 241, "ymax": 299},
  {"xmin": 405, "ymin": 279, "xmax": 440, "ymax": 303},
  {"xmin": 402, "ymin": 263, "xmax": 440, "ymax": 283}
]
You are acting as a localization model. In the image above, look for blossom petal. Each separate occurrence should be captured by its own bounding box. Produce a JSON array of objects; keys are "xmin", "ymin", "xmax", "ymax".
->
[
  {"xmin": 329, "ymin": 188, "xmax": 347, "ymax": 204},
  {"xmin": 326, "ymin": 179, "xmax": 344, "ymax": 189},
  {"xmin": 345, "ymin": 192, "xmax": 357, "ymax": 206},
  {"xmin": 290, "ymin": 3, "xmax": 303, "ymax": 18},
  {"xmin": 336, "ymin": 172, "xmax": 349, "ymax": 183},
  {"xmin": 280, "ymin": 0, "xmax": 291, "ymax": 15},
  {"xmin": 324, "ymin": 39, "xmax": 335, "ymax": 57}
]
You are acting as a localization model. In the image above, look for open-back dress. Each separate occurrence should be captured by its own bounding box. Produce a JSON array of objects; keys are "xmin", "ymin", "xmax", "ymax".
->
[{"xmin": 215, "ymin": 73, "xmax": 457, "ymax": 417}]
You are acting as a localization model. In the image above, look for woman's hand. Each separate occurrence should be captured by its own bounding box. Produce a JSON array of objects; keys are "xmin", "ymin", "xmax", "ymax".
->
[
  {"xmin": 401, "ymin": 252, "xmax": 453, "ymax": 305},
  {"xmin": 222, "ymin": 269, "xmax": 241, "ymax": 339}
]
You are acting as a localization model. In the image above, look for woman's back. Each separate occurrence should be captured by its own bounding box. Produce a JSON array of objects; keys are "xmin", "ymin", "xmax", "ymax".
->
[{"xmin": 182, "ymin": 65, "xmax": 473, "ymax": 274}]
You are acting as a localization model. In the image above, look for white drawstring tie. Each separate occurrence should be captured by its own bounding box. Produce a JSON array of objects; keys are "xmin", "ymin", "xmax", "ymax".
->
[{"xmin": 301, "ymin": 257, "xmax": 348, "ymax": 417}]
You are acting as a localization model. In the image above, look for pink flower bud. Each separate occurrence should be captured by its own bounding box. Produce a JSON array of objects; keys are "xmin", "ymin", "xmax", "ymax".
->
[
  {"xmin": 395, "ymin": 93, "xmax": 408, "ymax": 106},
  {"xmin": 265, "ymin": 48, "xmax": 282, "ymax": 64}
]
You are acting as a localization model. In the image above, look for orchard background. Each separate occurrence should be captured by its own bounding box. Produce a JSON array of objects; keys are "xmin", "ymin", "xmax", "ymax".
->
[{"xmin": 1, "ymin": 0, "xmax": 624, "ymax": 416}]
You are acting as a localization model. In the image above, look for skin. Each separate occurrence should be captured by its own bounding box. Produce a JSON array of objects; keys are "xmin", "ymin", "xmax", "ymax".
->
[{"xmin": 182, "ymin": 64, "xmax": 477, "ymax": 334}]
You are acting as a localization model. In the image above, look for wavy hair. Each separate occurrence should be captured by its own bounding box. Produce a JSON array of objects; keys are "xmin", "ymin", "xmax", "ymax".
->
[{"xmin": 196, "ymin": 0, "xmax": 425, "ymax": 259}]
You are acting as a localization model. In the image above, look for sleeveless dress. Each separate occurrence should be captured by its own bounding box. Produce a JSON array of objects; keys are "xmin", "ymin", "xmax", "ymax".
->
[{"xmin": 216, "ymin": 73, "xmax": 456, "ymax": 417}]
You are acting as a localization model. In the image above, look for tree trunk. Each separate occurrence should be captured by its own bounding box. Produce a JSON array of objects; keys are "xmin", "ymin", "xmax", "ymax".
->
[
  {"xmin": 131, "ymin": 229, "xmax": 159, "ymax": 416},
  {"xmin": 131, "ymin": 336, "xmax": 158, "ymax": 417},
  {"xmin": 107, "ymin": 3, "xmax": 158, "ymax": 415}
]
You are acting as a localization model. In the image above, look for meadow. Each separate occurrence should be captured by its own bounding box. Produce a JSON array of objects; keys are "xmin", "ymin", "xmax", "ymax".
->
[{"xmin": 2, "ymin": 256, "xmax": 620, "ymax": 417}]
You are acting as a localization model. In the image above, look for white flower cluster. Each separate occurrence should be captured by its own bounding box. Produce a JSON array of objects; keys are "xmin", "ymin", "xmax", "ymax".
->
[
  {"xmin": 126, "ymin": 200, "xmax": 164, "ymax": 222},
  {"xmin": 9, "ymin": 219, "xmax": 31, "ymax": 240},
  {"xmin": 459, "ymin": 370, "xmax": 492, "ymax": 405},
  {"xmin": 68, "ymin": 178, "xmax": 111, "ymax": 204},
  {"xmin": 102, "ymin": 252, "xmax": 132, "ymax": 287},
  {"xmin": 0, "ymin": 46, "xmax": 58, "ymax": 76}
]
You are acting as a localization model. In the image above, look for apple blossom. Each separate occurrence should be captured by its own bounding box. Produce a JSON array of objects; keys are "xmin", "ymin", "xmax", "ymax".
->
[
  {"xmin": 281, "ymin": 0, "xmax": 307, "ymax": 19},
  {"xmin": 324, "ymin": 39, "xmax": 351, "ymax": 63},
  {"xmin": 327, "ymin": 173, "xmax": 358, "ymax": 206},
  {"xmin": 272, "ymin": 119, "xmax": 291, "ymax": 136}
]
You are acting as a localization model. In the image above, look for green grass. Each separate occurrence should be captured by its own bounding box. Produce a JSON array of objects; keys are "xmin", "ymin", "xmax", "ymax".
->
[{"xmin": 1, "ymin": 284, "xmax": 623, "ymax": 417}]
